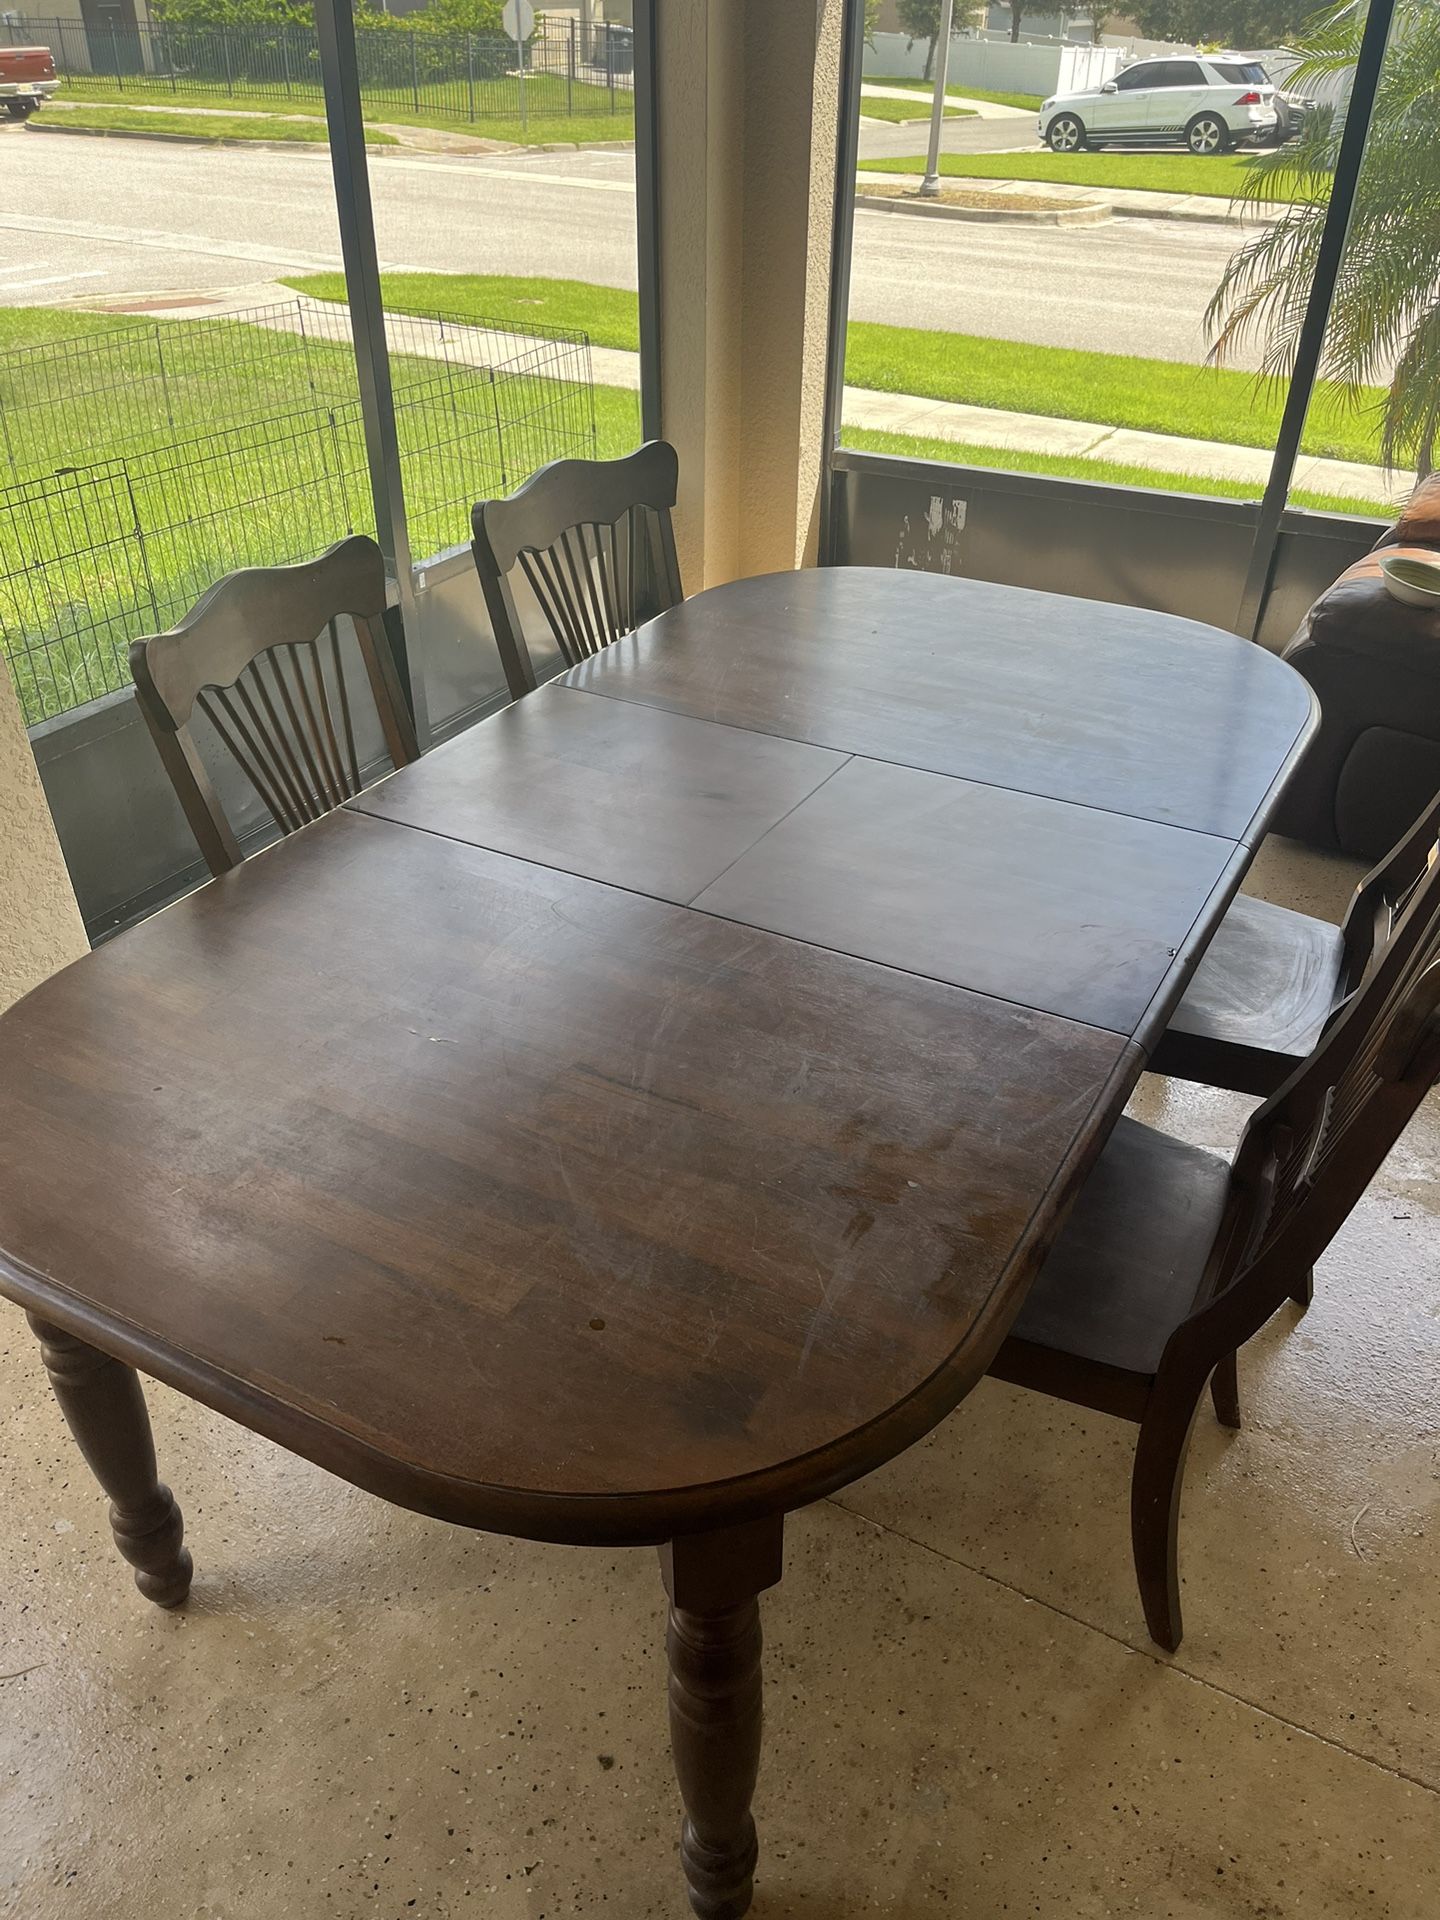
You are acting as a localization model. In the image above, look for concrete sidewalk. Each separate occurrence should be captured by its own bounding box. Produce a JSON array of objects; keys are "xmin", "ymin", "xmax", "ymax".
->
[
  {"xmin": 856, "ymin": 166, "xmax": 1258, "ymax": 227},
  {"xmin": 118, "ymin": 284, "xmax": 1406, "ymax": 512},
  {"xmin": 846, "ymin": 386, "xmax": 1409, "ymax": 508}
]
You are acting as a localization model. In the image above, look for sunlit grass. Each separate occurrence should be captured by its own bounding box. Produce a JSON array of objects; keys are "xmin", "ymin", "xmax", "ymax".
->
[
  {"xmin": 863, "ymin": 148, "xmax": 1321, "ymax": 205},
  {"xmin": 39, "ymin": 104, "xmax": 394, "ymax": 143},
  {"xmin": 54, "ymin": 71, "xmax": 632, "ymax": 146},
  {"xmin": 842, "ymin": 425, "xmax": 1390, "ymax": 520},
  {"xmin": 290, "ymin": 271, "xmax": 1390, "ymax": 466},
  {"xmin": 859, "ymin": 97, "xmax": 971, "ymax": 122},
  {"xmin": 865, "ymin": 76, "xmax": 1044, "ymax": 111},
  {"xmin": 1, "ymin": 306, "xmax": 638, "ymax": 723}
]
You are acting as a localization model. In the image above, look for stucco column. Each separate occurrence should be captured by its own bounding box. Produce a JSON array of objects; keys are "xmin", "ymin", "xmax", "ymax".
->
[
  {"xmin": 655, "ymin": 0, "xmax": 845, "ymax": 589},
  {"xmin": 0, "ymin": 671, "xmax": 88, "ymax": 1013}
]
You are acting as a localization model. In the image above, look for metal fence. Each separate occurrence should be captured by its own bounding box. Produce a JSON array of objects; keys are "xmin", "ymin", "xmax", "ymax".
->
[
  {"xmin": 4, "ymin": 14, "xmax": 634, "ymax": 126},
  {"xmin": 1, "ymin": 302, "xmax": 597, "ymax": 726}
]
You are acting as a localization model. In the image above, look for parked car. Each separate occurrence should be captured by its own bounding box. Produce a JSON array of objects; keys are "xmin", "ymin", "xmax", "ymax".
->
[
  {"xmin": 1038, "ymin": 53, "xmax": 1280, "ymax": 156},
  {"xmin": 0, "ymin": 43, "xmax": 59, "ymax": 120},
  {"xmin": 1275, "ymin": 87, "xmax": 1319, "ymax": 142}
]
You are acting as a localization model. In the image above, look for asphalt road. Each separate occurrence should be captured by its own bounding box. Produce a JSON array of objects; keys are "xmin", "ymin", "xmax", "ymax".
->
[{"xmin": 0, "ymin": 126, "xmax": 1268, "ymax": 369}]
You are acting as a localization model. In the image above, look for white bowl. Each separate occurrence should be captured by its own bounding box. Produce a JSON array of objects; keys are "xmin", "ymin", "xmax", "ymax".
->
[{"xmin": 1379, "ymin": 551, "xmax": 1440, "ymax": 609}]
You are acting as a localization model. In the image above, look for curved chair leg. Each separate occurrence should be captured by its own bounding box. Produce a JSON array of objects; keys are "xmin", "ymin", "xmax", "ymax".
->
[
  {"xmin": 1209, "ymin": 1350, "xmax": 1241, "ymax": 1430},
  {"xmin": 1291, "ymin": 1266, "xmax": 1314, "ymax": 1311},
  {"xmin": 1130, "ymin": 1381, "xmax": 1205, "ymax": 1653}
]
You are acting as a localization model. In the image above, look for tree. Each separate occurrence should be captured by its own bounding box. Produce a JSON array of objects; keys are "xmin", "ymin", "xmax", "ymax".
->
[
  {"xmin": 1208, "ymin": 0, "xmax": 1440, "ymax": 475},
  {"xmin": 1126, "ymin": 0, "xmax": 1327, "ymax": 44},
  {"xmin": 151, "ymin": 0, "xmax": 503, "ymax": 28},
  {"xmin": 896, "ymin": 0, "xmax": 983, "ymax": 80},
  {"xmin": 150, "ymin": 0, "xmax": 310, "ymax": 23},
  {"xmin": 1008, "ymin": 1, "xmax": 1026, "ymax": 41}
]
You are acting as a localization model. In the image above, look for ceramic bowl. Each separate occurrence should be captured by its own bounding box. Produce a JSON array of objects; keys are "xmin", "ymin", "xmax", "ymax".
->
[{"xmin": 1379, "ymin": 551, "xmax": 1440, "ymax": 608}]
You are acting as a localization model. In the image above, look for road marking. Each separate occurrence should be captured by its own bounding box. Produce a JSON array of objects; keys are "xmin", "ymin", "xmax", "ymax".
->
[
  {"xmin": 380, "ymin": 160, "xmax": 633, "ymax": 192},
  {"xmin": 0, "ymin": 212, "xmax": 430, "ymax": 277},
  {"xmin": 0, "ymin": 269, "xmax": 107, "ymax": 290}
]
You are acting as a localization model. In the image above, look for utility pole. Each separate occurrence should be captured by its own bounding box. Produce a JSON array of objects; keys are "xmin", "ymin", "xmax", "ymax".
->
[{"xmin": 919, "ymin": 0, "xmax": 957, "ymax": 199}]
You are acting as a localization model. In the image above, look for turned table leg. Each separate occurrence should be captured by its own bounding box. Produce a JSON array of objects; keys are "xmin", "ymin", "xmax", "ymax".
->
[
  {"xmin": 28, "ymin": 1315, "xmax": 193, "ymax": 1608},
  {"xmin": 659, "ymin": 1517, "xmax": 784, "ymax": 1920}
]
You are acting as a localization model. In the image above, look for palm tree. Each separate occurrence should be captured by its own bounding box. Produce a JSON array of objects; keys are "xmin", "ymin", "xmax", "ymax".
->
[{"xmin": 1207, "ymin": 0, "xmax": 1440, "ymax": 476}]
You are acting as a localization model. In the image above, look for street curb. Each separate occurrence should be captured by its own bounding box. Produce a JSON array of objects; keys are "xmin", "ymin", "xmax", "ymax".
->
[
  {"xmin": 856, "ymin": 190, "xmax": 1111, "ymax": 229},
  {"xmin": 854, "ymin": 168, "xmax": 1251, "ymax": 228},
  {"xmin": 1110, "ymin": 197, "xmax": 1244, "ymax": 227},
  {"xmin": 25, "ymin": 121, "xmax": 396, "ymax": 154}
]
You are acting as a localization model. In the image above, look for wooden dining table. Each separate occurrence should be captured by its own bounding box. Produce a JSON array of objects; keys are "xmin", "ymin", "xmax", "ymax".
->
[{"xmin": 0, "ymin": 567, "xmax": 1315, "ymax": 1918}]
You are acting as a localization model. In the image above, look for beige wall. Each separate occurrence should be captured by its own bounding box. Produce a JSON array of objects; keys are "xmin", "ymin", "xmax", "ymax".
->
[
  {"xmin": 0, "ymin": 669, "xmax": 88, "ymax": 1015},
  {"xmin": 656, "ymin": 0, "xmax": 844, "ymax": 590}
]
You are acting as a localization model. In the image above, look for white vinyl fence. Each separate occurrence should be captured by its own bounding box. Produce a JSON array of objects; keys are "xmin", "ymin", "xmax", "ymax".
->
[{"xmin": 864, "ymin": 31, "xmax": 1121, "ymax": 97}]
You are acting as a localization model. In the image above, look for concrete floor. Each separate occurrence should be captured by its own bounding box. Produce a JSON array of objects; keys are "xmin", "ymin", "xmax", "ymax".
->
[{"xmin": 2, "ymin": 835, "xmax": 1436, "ymax": 1919}]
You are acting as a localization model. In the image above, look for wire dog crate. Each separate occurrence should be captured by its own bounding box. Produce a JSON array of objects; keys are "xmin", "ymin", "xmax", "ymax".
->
[{"xmin": 0, "ymin": 302, "xmax": 597, "ymax": 726}]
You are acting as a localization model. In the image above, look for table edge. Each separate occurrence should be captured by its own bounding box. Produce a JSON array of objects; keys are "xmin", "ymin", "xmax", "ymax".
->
[{"xmin": 0, "ymin": 1038, "xmax": 1142, "ymax": 1548}]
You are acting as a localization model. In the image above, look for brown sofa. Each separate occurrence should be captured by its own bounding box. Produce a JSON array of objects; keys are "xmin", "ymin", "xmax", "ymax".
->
[{"xmin": 1272, "ymin": 474, "xmax": 1440, "ymax": 857}]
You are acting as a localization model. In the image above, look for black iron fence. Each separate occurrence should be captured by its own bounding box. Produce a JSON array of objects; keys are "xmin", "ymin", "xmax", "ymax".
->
[
  {"xmin": 1, "ymin": 301, "xmax": 597, "ymax": 726},
  {"xmin": 3, "ymin": 13, "xmax": 634, "ymax": 126}
]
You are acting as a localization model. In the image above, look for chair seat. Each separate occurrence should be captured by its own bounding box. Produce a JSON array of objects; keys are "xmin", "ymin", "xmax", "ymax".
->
[
  {"xmin": 1148, "ymin": 892, "xmax": 1347, "ymax": 1095},
  {"xmin": 1004, "ymin": 1116, "xmax": 1231, "ymax": 1379}
]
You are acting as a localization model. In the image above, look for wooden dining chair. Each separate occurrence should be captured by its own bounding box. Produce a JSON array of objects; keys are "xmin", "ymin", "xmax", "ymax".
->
[
  {"xmin": 129, "ymin": 536, "xmax": 418, "ymax": 877},
  {"xmin": 471, "ymin": 440, "xmax": 683, "ymax": 700},
  {"xmin": 1149, "ymin": 784, "xmax": 1440, "ymax": 1096},
  {"xmin": 988, "ymin": 847, "xmax": 1440, "ymax": 1651}
]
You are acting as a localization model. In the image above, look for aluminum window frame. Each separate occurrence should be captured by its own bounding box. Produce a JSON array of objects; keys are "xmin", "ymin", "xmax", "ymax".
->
[{"xmin": 311, "ymin": 0, "xmax": 663, "ymax": 727}]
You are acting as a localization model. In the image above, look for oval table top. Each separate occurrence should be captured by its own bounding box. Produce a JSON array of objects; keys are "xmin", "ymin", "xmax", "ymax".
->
[{"xmin": 0, "ymin": 568, "xmax": 1316, "ymax": 1546}]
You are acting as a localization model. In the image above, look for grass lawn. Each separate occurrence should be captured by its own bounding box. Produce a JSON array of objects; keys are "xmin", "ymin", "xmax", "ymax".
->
[
  {"xmin": 286, "ymin": 271, "xmax": 643, "ymax": 352},
  {"xmin": 866, "ymin": 76, "xmax": 1044, "ymax": 111},
  {"xmin": 40, "ymin": 105, "xmax": 394, "ymax": 144},
  {"xmin": 843, "ymin": 426, "xmax": 1389, "ymax": 521},
  {"xmin": 864, "ymin": 148, "xmax": 1317, "ymax": 205},
  {"xmin": 844, "ymin": 320, "xmax": 1385, "ymax": 465},
  {"xmin": 0, "ymin": 302, "xmax": 637, "ymax": 722},
  {"xmin": 860, "ymin": 97, "xmax": 972, "ymax": 122},
  {"xmin": 57, "ymin": 74, "xmax": 632, "ymax": 146},
  {"xmin": 290, "ymin": 272, "xmax": 1388, "ymax": 467}
]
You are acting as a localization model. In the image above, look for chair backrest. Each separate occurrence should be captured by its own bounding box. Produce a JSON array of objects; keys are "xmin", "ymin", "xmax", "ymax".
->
[
  {"xmin": 129, "ymin": 535, "xmax": 418, "ymax": 877},
  {"xmin": 1192, "ymin": 852, "xmax": 1440, "ymax": 1350},
  {"xmin": 1337, "ymin": 783, "xmax": 1440, "ymax": 987},
  {"xmin": 471, "ymin": 440, "xmax": 683, "ymax": 700}
]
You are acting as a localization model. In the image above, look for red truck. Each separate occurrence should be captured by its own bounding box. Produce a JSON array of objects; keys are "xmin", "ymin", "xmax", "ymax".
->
[{"xmin": 0, "ymin": 44, "xmax": 60, "ymax": 120}]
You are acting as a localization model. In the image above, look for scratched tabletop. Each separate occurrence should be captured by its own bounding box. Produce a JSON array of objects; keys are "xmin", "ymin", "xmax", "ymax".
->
[{"xmin": 0, "ymin": 567, "xmax": 1315, "ymax": 1543}]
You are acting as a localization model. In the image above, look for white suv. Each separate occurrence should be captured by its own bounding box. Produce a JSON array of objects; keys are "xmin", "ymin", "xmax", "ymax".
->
[{"xmin": 1038, "ymin": 55, "xmax": 1279, "ymax": 156}]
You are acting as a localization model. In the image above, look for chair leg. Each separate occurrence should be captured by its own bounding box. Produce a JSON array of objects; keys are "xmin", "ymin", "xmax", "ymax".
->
[
  {"xmin": 1130, "ymin": 1384, "xmax": 1205, "ymax": 1653},
  {"xmin": 1209, "ymin": 1350, "xmax": 1241, "ymax": 1430},
  {"xmin": 1291, "ymin": 1266, "xmax": 1314, "ymax": 1311}
]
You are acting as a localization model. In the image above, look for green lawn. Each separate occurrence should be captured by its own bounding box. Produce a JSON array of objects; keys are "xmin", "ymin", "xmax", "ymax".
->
[
  {"xmin": 866, "ymin": 76, "xmax": 1044, "ymax": 111},
  {"xmin": 864, "ymin": 148, "xmax": 1318, "ymax": 205},
  {"xmin": 843, "ymin": 426, "xmax": 1388, "ymax": 521},
  {"xmin": 40, "ymin": 104, "xmax": 394, "ymax": 145},
  {"xmin": 4, "ymin": 268, "xmax": 1391, "ymax": 725},
  {"xmin": 56, "ymin": 73, "xmax": 633, "ymax": 146},
  {"xmin": 286, "ymin": 271, "xmax": 644, "ymax": 352},
  {"xmin": 289, "ymin": 272, "xmax": 1388, "ymax": 467},
  {"xmin": 0, "ymin": 302, "xmax": 636, "ymax": 722},
  {"xmin": 860, "ymin": 97, "xmax": 971, "ymax": 122},
  {"xmin": 845, "ymin": 320, "xmax": 1385, "ymax": 464}
]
